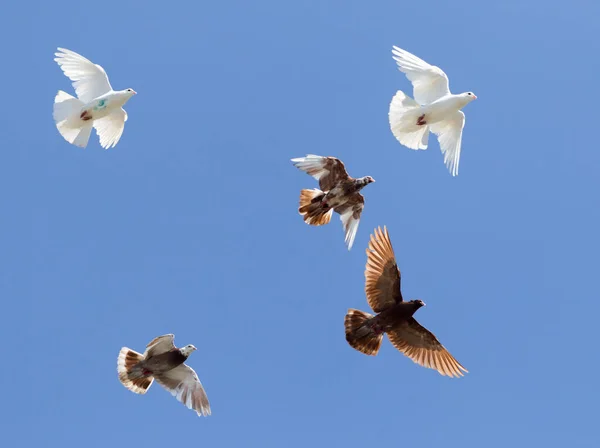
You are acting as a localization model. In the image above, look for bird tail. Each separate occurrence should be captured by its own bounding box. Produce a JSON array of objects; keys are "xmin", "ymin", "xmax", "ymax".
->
[
  {"xmin": 389, "ymin": 90, "xmax": 429, "ymax": 150},
  {"xmin": 298, "ymin": 188, "xmax": 333, "ymax": 226},
  {"xmin": 117, "ymin": 348, "xmax": 154, "ymax": 394},
  {"xmin": 53, "ymin": 90, "xmax": 93, "ymax": 148},
  {"xmin": 344, "ymin": 309, "xmax": 383, "ymax": 356}
]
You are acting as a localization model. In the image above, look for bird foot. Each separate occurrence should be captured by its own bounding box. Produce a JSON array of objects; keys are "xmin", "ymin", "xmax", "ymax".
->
[
  {"xmin": 80, "ymin": 111, "xmax": 92, "ymax": 121},
  {"xmin": 416, "ymin": 114, "xmax": 427, "ymax": 126},
  {"xmin": 142, "ymin": 369, "xmax": 152, "ymax": 376}
]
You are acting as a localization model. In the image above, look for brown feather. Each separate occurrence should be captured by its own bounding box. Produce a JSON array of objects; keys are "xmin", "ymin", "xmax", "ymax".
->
[
  {"xmin": 344, "ymin": 309, "xmax": 383, "ymax": 356},
  {"xmin": 298, "ymin": 189, "xmax": 333, "ymax": 225},
  {"xmin": 117, "ymin": 348, "xmax": 154, "ymax": 394},
  {"xmin": 387, "ymin": 318, "xmax": 468, "ymax": 378},
  {"xmin": 364, "ymin": 226, "xmax": 403, "ymax": 312}
]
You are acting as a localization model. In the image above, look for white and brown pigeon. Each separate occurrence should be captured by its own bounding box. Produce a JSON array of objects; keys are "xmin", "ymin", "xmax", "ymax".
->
[
  {"xmin": 117, "ymin": 334, "xmax": 211, "ymax": 416},
  {"xmin": 291, "ymin": 155, "xmax": 375, "ymax": 250}
]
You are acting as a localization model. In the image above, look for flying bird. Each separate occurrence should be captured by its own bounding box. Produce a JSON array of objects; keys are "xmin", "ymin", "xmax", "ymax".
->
[
  {"xmin": 117, "ymin": 334, "xmax": 211, "ymax": 416},
  {"xmin": 53, "ymin": 48, "xmax": 137, "ymax": 149},
  {"xmin": 388, "ymin": 46, "xmax": 476, "ymax": 176},
  {"xmin": 345, "ymin": 226, "xmax": 467, "ymax": 377},
  {"xmin": 291, "ymin": 155, "xmax": 375, "ymax": 250}
]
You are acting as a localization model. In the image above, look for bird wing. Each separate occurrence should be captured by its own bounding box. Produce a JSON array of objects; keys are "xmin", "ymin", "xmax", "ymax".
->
[
  {"xmin": 429, "ymin": 111, "xmax": 465, "ymax": 177},
  {"xmin": 291, "ymin": 155, "xmax": 351, "ymax": 191},
  {"xmin": 335, "ymin": 194, "xmax": 364, "ymax": 250},
  {"xmin": 54, "ymin": 48, "xmax": 113, "ymax": 103},
  {"xmin": 144, "ymin": 334, "xmax": 176, "ymax": 358},
  {"xmin": 364, "ymin": 226, "xmax": 402, "ymax": 312},
  {"xmin": 154, "ymin": 364, "xmax": 211, "ymax": 416},
  {"xmin": 93, "ymin": 107, "xmax": 127, "ymax": 149},
  {"xmin": 387, "ymin": 317, "xmax": 467, "ymax": 378},
  {"xmin": 391, "ymin": 46, "xmax": 450, "ymax": 105}
]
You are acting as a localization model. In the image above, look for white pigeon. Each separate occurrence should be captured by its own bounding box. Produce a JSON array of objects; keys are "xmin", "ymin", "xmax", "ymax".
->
[
  {"xmin": 53, "ymin": 48, "xmax": 136, "ymax": 149},
  {"xmin": 388, "ymin": 46, "xmax": 476, "ymax": 176}
]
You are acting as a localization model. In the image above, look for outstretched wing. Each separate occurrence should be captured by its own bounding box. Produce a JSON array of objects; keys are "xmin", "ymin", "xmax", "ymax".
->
[
  {"xmin": 335, "ymin": 194, "xmax": 364, "ymax": 250},
  {"xmin": 154, "ymin": 364, "xmax": 211, "ymax": 416},
  {"xmin": 93, "ymin": 107, "xmax": 127, "ymax": 149},
  {"xmin": 430, "ymin": 111, "xmax": 465, "ymax": 177},
  {"xmin": 387, "ymin": 318, "xmax": 468, "ymax": 378},
  {"xmin": 144, "ymin": 334, "xmax": 176, "ymax": 358},
  {"xmin": 391, "ymin": 46, "xmax": 450, "ymax": 105},
  {"xmin": 364, "ymin": 226, "xmax": 402, "ymax": 312},
  {"xmin": 54, "ymin": 48, "xmax": 113, "ymax": 103},
  {"xmin": 291, "ymin": 155, "xmax": 351, "ymax": 191}
]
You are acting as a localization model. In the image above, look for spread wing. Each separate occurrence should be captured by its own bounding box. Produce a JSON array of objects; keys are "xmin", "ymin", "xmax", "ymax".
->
[
  {"xmin": 144, "ymin": 334, "xmax": 176, "ymax": 358},
  {"xmin": 335, "ymin": 194, "xmax": 364, "ymax": 250},
  {"xmin": 391, "ymin": 46, "xmax": 450, "ymax": 105},
  {"xmin": 54, "ymin": 48, "xmax": 113, "ymax": 103},
  {"xmin": 93, "ymin": 107, "xmax": 127, "ymax": 149},
  {"xmin": 364, "ymin": 226, "xmax": 402, "ymax": 312},
  {"xmin": 154, "ymin": 364, "xmax": 211, "ymax": 416},
  {"xmin": 387, "ymin": 318, "xmax": 467, "ymax": 378},
  {"xmin": 430, "ymin": 111, "xmax": 465, "ymax": 177},
  {"xmin": 291, "ymin": 155, "xmax": 351, "ymax": 191}
]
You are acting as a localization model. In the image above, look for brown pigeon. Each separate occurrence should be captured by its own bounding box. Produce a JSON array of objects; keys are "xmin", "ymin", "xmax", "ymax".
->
[
  {"xmin": 344, "ymin": 227, "xmax": 468, "ymax": 378},
  {"xmin": 291, "ymin": 154, "xmax": 374, "ymax": 250},
  {"xmin": 117, "ymin": 334, "xmax": 211, "ymax": 416}
]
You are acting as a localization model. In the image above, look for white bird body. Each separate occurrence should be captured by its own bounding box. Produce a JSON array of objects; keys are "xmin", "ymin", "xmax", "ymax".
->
[
  {"xmin": 53, "ymin": 48, "xmax": 136, "ymax": 149},
  {"xmin": 388, "ymin": 46, "xmax": 476, "ymax": 176},
  {"xmin": 421, "ymin": 94, "xmax": 471, "ymax": 124}
]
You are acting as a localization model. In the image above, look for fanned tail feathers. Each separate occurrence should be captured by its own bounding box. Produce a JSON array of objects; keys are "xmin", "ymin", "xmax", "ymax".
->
[
  {"xmin": 117, "ymin": 348, "xmax": 154, "ymax": 394},
  {"xmin": 298, "ymin": 189, "xmax": 333, "ymax": 226},
  {"xmin": 53, "ymin": 90, "xmax": 92, "ymax": 148},
  {"xmin": 344, "ymin": 309, "xmax": 383, "ymax": 356},
  {"xmin": 389, "ymin": 90, "xmax": 429, "ymax": 150}
]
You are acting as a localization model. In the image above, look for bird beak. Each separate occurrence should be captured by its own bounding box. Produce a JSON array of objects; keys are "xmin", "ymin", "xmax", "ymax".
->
[
  {"xmin": 472, "ymin": 94, "xmax": 477, "ymax": 99},
  {"xmin": 132, "ymin": 90, "xmax": 137, "ymax": 95}
]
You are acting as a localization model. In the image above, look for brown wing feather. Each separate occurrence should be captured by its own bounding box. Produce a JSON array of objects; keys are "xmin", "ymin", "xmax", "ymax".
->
[
  {"xmin": 319, "ymin": 157, "xmax": 350, "ymax": 191},
  {"xmin": 364, "ymin": 226, "xmax": 402, "ymax": 312},
  {"xmin": 387, "ymin": 318, "xmax": 468, "ymax": 378}
]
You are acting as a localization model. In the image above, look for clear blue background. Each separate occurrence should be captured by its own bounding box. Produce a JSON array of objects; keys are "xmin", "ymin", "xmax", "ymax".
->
[{"xmin": 3, "ymin": 1, "xmax": 599, "ymax": 446}]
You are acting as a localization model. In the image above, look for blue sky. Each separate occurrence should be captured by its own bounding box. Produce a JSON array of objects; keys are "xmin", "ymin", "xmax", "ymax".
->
[{"xmin": 4, "ymin": 0, "xmax": 600, "ymax": 446}]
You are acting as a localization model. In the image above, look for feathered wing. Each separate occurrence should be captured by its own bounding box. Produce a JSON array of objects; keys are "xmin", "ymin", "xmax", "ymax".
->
[
  {"xmin": 54, "ymin": 48, "xmax": 113, "ymax": 103},
  {"xmin": 391, "ymin": 46, "xmax": 450, "ymax": 105},
  {"xmin": 93, "ymin": 108, "xmax": 127, "ymax": 149},
  {"xmin": 335, "ymin": 194, "xmax": 364, "ymax": 250},
  {"xmin": 144, "ymin": 334, "xmax": 176, "ymax": 358},
  {"xmin": 154, "ymin": 364, "xmax": 211, "ymax": 417},
  {"xmin": 387, "ymin": 318, "xmax": 468, "ymax": 378},
  {"xmin": 291, "ymin": 155, "xmax": 351, "ymax": 191},
  {"xmin": 364, "ymin": 226, "xmax": 403, "ymax": 312},
  {"xmin": 429, "ymin": 111, "xmax": 465, "ymax": 177}
]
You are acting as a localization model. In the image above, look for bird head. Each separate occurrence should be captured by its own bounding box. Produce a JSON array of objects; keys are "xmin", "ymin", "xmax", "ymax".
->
[
  {"xmin": 464, "ymin": 92, "xmax": 477, "ymax": 101},
  {"xmin": 365, "ymin": 176, "xmax": 375, "ymax": 184},
  {"xmin": 125, "ymin": 88, "xmax": 137, "ymax": 96},
  {"xmin": 180, "ymin": 344, "xmax": 197, "ymax": 357},
  {"xmin": 413, "ymin": 299, "xmax": 426, "ymax": 308}
]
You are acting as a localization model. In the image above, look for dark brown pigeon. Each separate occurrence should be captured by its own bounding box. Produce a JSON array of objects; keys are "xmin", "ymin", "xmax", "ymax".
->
[
  {"xmin": 291, "ymin": 154, "xmax": 375, "ymax": 250},
  {"xmin": 117, "ymin": 334, "xmax": 211, "ymax": 416},
  {"xmin": 344, "ymin": 227, "xmax": 468, "ymax": 378}
]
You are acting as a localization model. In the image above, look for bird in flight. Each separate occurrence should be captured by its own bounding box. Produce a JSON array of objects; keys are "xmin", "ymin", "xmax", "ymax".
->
[
  {"xmin": 345, "ymin": 226, "xmax": 468, "ymax": 377},
  {"xmin": 117, "ymin": 334, "xmax": 211, "ymax": 416},
  {"xmin": 53, "ymin": 48, "xmax": 137, "ymax": 149},
  {"xmin": 388, "ymin": 46, "xmax": 476, "ymax": 176},
  {"xmin": 291, "ymin": 155, "xmax": 375, "ymax": 250}
]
